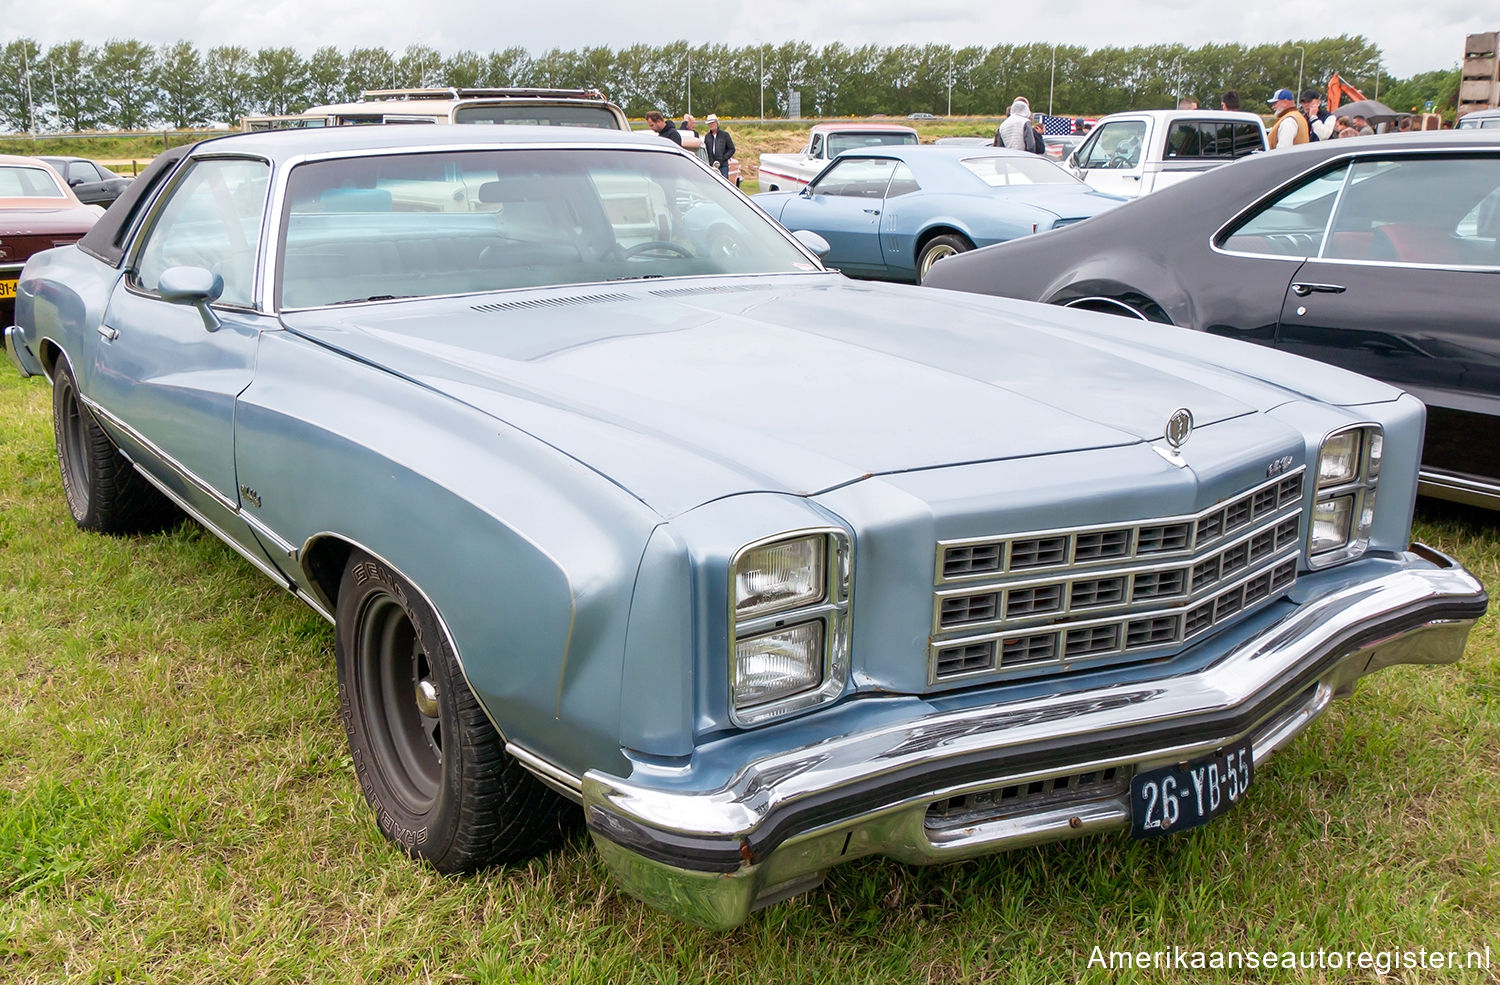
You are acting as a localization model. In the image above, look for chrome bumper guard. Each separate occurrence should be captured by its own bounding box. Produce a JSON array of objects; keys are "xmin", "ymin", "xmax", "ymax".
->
[
  {"xmin": 5, "ymin": 325, "xmax": 43, "ymax": 378},
  {"xmin": 583, "ymin": 545, "xmax": 1487, "ymax": 929}
]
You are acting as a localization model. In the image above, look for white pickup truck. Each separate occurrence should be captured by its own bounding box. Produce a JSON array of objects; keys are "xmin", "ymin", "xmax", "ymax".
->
[
  {"xmin": 1065, "ymin": 110, "xmax": 1266, "ymax": 198},
  {"xmin": 756, "ymin": 122, "xmax": 919, "ymax": 192}
]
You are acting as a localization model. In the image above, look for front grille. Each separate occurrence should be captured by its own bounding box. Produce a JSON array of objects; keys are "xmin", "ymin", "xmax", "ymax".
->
[{"xmin": 930, "ymin": 470, "xmax": 1304, "ymax": 684}]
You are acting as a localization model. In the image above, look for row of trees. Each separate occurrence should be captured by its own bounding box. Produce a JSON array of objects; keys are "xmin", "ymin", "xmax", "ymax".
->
[{"xmin": 0, "ymin": 34, "xmax": 1446, "ymax": 133}]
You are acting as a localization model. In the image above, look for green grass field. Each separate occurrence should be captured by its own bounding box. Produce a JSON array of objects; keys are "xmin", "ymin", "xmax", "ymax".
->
[{"xmin": 0, "ymin": 368, "xmax": 1496, "ymax": 983}]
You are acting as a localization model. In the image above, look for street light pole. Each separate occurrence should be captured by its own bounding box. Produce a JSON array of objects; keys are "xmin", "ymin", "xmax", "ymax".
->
[
  {"xmin": 1049, "ymin": 45, "xmax": 1057, "ymax": 116},
  {"xmin": 947, "ymin": 49, "xmax": 953, "ymax": 117},
  {"xmin": 1295, "ymin": 45, "xmax": 1305, "ymax": 101},
  {"xmin": 687, "ymin": 50, "xmax": 692, "ymax": 116},
  {"xmin": 759, "ymin": 46, "xmax": 765, "ymax": 122}
]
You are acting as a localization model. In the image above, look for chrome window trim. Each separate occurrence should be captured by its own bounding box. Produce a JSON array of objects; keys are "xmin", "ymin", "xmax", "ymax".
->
[
  {"xmin": 728, "ymin": 528, "xmax": 853, "ymax": 728},
  {"xmin": 119, "ymin": 152, "xmax": 276, "ymax": 312},
  {"xmin": 1210, "ymin": 145, "xmax": 1500, "ymax": 266},
  {"xmin": 266, "ymin": 141, "xmax": 831, "ymax": 313}
]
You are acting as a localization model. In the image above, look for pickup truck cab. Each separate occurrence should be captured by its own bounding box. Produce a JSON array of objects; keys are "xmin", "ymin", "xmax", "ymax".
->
[
  {"xmin": 757, "ymin": 122, "xmax": 919, "ymax": 192},
  {"xmin": 1067, "ymin": 109, "xmax": 1265, "ymax": 198},
  {"xmin": 243, "ymin": 87, "xmax": 630, "ymax": 131}
]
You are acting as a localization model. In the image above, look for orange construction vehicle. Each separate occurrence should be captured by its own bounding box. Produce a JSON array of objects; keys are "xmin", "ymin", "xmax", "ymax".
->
[{"xmin": 1326, "ymin": 73, "xmax": 1367, "ymax": 111}]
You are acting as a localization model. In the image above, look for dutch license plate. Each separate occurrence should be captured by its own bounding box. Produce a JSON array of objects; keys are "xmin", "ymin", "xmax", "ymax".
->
[
  {"xmin": 1130, "ymin": 742, "xmax": 1254, "ymax": 838},
  {"xmin": 0, "ymin": 279, "xmax": 16, "ymax": 300}
]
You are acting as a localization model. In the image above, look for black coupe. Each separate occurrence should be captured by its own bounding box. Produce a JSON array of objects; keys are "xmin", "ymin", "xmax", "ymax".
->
[{"xmin": 924, "ymin": 132, "xmax": 1500, "ymax": 510}]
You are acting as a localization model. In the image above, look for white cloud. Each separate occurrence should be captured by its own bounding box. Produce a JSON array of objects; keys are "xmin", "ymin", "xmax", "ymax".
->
[{"xmin": 1, "ymin": 0, "xmax": 1489, "ymax": 78}]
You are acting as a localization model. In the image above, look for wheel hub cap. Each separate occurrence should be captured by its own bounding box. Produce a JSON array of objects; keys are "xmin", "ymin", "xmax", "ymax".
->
[{"xmin": 414, "ymin": 678, "xmax": 439, "ymax": 718}]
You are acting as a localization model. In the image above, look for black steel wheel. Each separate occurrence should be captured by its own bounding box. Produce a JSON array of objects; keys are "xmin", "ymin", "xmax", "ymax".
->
[
  {"xmin": 51, "ymin": 359, "xmax": 176, "ymax": 534},
  {"xmin": 335, "ymin": 551, "xmax": 570, "ymax": 871}
]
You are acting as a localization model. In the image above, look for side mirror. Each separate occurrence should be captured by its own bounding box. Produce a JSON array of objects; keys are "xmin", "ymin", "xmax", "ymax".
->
[
  {"xmin": 69, "ymin": 176, "xmax": 85, "ymax": 187},
  {"xmin": 792, "ymin": 229, "xmax": 832, "ymax": 257},
  {"xmin": 158, "ymin": 265, "xmax": 225, "ymax": 332}
]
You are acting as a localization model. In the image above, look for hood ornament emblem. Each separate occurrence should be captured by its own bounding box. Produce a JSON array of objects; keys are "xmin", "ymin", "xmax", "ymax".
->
[{"xmin": 1165, "ymin": 408, "xmax": 1194, "ymax": 449}]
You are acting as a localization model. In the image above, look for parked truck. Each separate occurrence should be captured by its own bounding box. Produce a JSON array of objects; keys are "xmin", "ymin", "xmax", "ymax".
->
[{"xmin": 755, "ymin": 122, "xmax": 919, "ymax": 192}]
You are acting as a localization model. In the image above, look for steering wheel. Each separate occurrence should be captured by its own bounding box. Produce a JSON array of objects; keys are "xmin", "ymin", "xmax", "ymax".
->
[{"xmin": 622, "ymin": 240, "xmax": 693, "ymax": 259}]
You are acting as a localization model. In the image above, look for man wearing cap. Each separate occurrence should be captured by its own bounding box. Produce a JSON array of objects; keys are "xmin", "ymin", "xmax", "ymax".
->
[
  {"xmin": 1300, "ymin": 90, "xmax": 1335, "ymax": 141},
  {"xmin": 704, "ymin": 114, "xmax": 735, "ymax": 179},
  {"xmin": 1267, "ymin": 88, "xmax": 1309, "ymax": 149}
]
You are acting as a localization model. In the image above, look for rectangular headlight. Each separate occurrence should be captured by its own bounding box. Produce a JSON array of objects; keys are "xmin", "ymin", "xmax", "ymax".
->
[
  {"xmin": 733, "ymin": 622, "xmax": 824, "ymax": 709},
  {"xmin": 1317, "ymin": 431, "xmax": 1361, "ymax": 488},
  {"xmin": 734, "ymin": 535, "xmax": 826, "ymax": 618},
  {"xmin": 1311, "ymin": 495, "xmax": 1355, "ymax": 554}
]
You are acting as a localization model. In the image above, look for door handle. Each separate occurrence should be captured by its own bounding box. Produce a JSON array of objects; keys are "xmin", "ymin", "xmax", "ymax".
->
[
  {"xmin": 863, "ymin": 208, "xmax": 880, "ymax": 216},
  {"xmin": 1291, "ymin": 282, "xmax": 1346, "ymax": 296},
  {"xmin": 97, "ymin": 323, "xmax": 119, "ymax": 341}
]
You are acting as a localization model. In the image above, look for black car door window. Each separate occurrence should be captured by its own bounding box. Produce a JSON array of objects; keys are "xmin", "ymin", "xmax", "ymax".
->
[
  {"xmin": 811, "ymin": 158, "xmax": 897, "ymax": 198},
  {"xmin": 1321, "ymin": 155, "xmax": 1500, "ymax": 267},
  {"xmin": 1219, "ymin": 163, "xmax": 1352, "ymax": 258}
]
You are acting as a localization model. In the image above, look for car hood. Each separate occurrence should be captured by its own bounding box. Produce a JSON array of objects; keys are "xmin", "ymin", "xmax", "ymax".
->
[{"xmin": 281, "ymin": 275, "xmax": 1383, "ymax": 516}]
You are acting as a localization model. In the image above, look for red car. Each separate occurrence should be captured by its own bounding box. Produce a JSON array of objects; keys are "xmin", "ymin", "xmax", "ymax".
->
[{"xmin": 0, "ymin": 155, "xmax": 103, "ymax": 320}]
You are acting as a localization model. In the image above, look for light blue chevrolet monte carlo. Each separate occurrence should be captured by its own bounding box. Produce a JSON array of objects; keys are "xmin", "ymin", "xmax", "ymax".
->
[{"xmin": 5, "ymin": 125, "xmax": 1487, "ymax": 929}]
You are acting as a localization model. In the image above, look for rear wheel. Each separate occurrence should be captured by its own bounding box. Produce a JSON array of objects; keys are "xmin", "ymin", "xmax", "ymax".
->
[
  {"xmin": 917, "ymin": 234, "xmax": 974, "ymax": 283},
  {"xmin": 51, "ymin": 360, "xmax": 176, "ymax": 534},
  {"xmin": 335, "ymin": 551, "xmax": 570, "ymax": 871}
]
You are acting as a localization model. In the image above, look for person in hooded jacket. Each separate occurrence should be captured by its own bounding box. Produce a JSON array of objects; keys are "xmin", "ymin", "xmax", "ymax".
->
[{"xmin": 997, "ymin": 98, "xmax": 1046, "ymax": 154}]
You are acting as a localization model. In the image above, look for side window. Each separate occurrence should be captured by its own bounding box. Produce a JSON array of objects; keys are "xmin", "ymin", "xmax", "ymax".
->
[
  {"xmin": 133, "ymin": 158, "xmax": 270, "ymax": 308},
  {"xmin": 1324, "ymin": 155, "xmax": 1500, "ymax": 266},
  {"xmin": 1219, "ymin": 163, "xmax": 1351, "ymax": 257},
  {"xmin": 885, "ymin": 162, "xmax": 921, "ymax": 197},
  {"xmin": 70, "ymin": 161, "xmax": 102, "ymax": 183},
  {"xmin": 1078, "ymin": 121, "xmax": 1146, "ymax": 169},
  {"xmin": 1233, "ymin": 123, "xmax": 1265, "ymax": 157},
  {"xmin": 811, "ymin": 158, "xmax": 897, "ymax": 198},
  {"xmin": 808, "ymin": 134, "xmax": 824, "ymax": 159},
  {"xmin": 1166, "ymin": 122, "xmax": 1201, "ymax": 158}
]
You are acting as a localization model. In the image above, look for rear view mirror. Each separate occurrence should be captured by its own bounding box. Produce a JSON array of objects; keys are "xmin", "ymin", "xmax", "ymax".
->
[
  {"xmin": 157, "ymin": 265, "xmax": 225, "ymax": 332},
  {"xmin": 792, "ymin": 230, "xmax": 832, "ymax": 257}
]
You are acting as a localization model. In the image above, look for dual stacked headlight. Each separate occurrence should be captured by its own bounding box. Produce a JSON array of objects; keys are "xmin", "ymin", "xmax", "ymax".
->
[
  {"xmin": 729, "ymin": 530, "xmax": 851, "ymax": 725},
  {"xmin": 1310, "ymin": 424, "xmax": 1382, "ymax": 567}
]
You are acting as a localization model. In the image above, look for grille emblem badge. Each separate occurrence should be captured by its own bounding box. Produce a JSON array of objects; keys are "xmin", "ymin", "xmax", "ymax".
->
[{"xmin": 1165, "ymin": 408, "xmax": 1194, "ymax": 450}]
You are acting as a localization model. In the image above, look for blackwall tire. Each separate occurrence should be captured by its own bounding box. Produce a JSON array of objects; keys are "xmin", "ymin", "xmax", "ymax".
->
[
  {"xmin": 51, "ymin": 360, "xmax": 176, "ymax": 534},
  {"xmin": 335, "ymin": 551, "xmax": 570, "ymax": 872}
]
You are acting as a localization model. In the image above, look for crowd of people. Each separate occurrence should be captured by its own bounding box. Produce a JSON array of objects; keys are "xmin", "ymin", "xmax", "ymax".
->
[{"xmin": 646, "ymin": 109, "xmax": 736, "ymax": 177}]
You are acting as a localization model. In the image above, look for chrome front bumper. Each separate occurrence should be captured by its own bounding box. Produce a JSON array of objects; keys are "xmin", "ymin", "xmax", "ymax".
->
[{"xmin": 583, "ymin": 545, "xmax": 1487, "ymax": 929}]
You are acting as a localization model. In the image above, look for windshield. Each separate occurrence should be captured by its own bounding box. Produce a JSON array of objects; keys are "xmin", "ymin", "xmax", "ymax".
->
[
  {"xmin": 279, "ymin": 147, "xmax": 818, "ymax": 308},
  {"xmin": 453, "ymin": 104, "xmax": 622, "ymax": 128},
  {"xmin": 0, "ymin": 165, "xmax": 66, "ymax": 198},
  {"xmin": 960, "ymin": 156, "xmax": 1080, "ymax": 186},
  {"xmin": 826, "ymin": 131, "xmax": 919, "ymax": 157}
]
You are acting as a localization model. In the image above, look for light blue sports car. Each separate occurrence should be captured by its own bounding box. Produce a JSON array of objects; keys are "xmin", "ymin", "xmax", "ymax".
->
[
  {"xmin": 5, "ymin": 125, "xmax": 1487, "ymax": 929},
  {"xmin": 755, "ymin": 145, "xmax": 1124, "ymax": 283}
]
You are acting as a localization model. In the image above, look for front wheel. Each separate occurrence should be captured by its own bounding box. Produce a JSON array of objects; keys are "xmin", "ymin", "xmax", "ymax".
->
[
  {"xmin": 917, "ymin": 234, "xmax": 974, "ymax": 283},
  {"xmin": 335, "ymin": 551, "xmax": 569, "ymax": 871}
]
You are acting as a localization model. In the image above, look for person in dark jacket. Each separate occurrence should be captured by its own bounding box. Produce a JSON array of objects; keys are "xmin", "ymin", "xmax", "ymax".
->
[
  {"xmin": 703, "ymin": 114, "xmax": 735, "ymax": 178},
  {"xmin": 646, "ymin": 111, "xmax": 682, "ymax": 145}
]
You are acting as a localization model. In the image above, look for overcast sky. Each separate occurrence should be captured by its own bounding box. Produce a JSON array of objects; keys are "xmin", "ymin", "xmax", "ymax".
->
[{"xmin": 3, "ymin": 1, "xmax": 1490, "ymax": 80}]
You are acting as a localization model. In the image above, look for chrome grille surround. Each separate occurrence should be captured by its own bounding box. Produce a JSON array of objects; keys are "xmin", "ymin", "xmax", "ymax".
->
[{"xmin": 930, "ymin": 470, "xmax": 1304, "ymax": 685}]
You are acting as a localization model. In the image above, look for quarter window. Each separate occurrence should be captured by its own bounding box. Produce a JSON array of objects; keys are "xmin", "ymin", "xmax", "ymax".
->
[
  {"xmin": 1219, "ymin": 163, "xmax": 1351, "ymax": 257},
  {"xmin": 133, "ymin": 158, "xmax": 270, "ymax": 308}
]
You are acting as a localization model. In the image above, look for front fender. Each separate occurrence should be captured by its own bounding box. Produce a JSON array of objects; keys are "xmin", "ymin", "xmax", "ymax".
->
[{"xmin": 234, "ymin": 330, "xmax": 662, "ymax": 778}]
